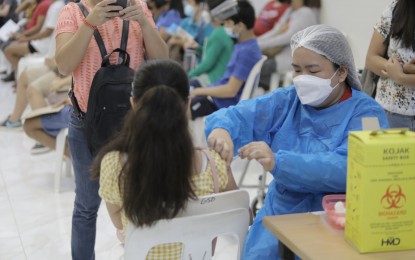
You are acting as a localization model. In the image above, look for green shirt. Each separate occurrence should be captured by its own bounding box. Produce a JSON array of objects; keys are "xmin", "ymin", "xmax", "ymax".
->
[{"xmin": 188, "ymin": 26, "xmax": 234, "ymax": 83}]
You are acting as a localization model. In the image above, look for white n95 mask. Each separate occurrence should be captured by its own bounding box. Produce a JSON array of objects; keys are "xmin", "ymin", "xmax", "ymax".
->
[
  {"xmin": 224, "ymin": 27, "xmax": 239, "ymax": 39},
  {"xmin": 184, "ymin": 4, "xmax": 195, "ymax": 18},
  {"xmin": 293, "ymin": 69, "xmax": 339, "ymax": 107}
]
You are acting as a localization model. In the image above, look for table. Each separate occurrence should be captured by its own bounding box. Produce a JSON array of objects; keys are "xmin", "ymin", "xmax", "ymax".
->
[{"xmin": 263, "ymin": 213, "xmax": 415, "ymax": 260}]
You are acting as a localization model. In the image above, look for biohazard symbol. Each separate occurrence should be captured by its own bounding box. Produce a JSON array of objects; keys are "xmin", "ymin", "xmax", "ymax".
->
[{"xmin": 381, "ymin": 184, "xmax": 406, "ymax": 209}]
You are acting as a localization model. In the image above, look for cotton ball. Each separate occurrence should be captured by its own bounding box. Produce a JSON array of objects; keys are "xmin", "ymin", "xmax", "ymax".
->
[{"xmin": 334, "ymin": 201, "xmax": 346, "ymax": 214}]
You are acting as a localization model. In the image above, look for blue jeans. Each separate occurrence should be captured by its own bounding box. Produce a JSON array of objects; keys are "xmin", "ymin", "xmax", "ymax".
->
[
  {"xmin": 68, "ymin": 109, "xmax": 101, "ymax": 260},
  {"xmin": 385, "ymin": 110, "xmax": 415, "ymax": 131}
]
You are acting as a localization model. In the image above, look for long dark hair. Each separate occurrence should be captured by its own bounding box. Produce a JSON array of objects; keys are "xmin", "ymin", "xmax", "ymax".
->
[
  {"xmin": 391, "ymin": 0, "xmax": 415, "ymax": 50},
  {"xmin": 91, "ymin": 60, "xmax": 195, "ymax": 227},
  {"xmin": 151, "ymin": 0, "xmax": 184, "ymax": 17},
  {"xmin": 170, "ymin": 0, "xmax": 185, "ymax": 18},
  {"xmin": 304, "ymin": 0, "xmax": 321, "ymax": 8},
  {"xmin": 228, "ymin": 0, "xmax": 256, "ymax": 30}
]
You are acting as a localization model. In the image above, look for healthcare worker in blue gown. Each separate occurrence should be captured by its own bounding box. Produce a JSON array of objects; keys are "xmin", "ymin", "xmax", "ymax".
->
[{"xmin": 205, "ymin": 24, "xmax": 390, "ymax": 259}]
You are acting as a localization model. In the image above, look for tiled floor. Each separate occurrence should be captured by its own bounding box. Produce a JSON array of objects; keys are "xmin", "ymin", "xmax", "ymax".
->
[{"xmin": 0, "ymin": 81, "xmax": 272, "ymax": 259}]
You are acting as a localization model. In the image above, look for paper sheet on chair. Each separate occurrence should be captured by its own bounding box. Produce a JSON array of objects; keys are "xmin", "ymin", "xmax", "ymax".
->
[
  {"xmin": 22, "ymin": 105, "xmax": 65, "ymax": 120},
  {"xmin": 0, "ymin": 19, "xmax": 20, "ymax": 42}
]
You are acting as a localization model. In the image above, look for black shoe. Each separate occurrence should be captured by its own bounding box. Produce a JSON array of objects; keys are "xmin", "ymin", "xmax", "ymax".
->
[{"xmin": 2, "ymin": 72, "xmax": 15, "ymax": 82}]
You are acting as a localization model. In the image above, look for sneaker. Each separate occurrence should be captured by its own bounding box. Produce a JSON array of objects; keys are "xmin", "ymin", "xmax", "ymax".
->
[
  {"xmin": 31, "ymin": 143, "xmax": 51, "ymax": 155},
  {"xmin": 0, "ymin": 116, "xmax": 22, "ymax": 130},
  {"xmin": 1, "ymin": 71, "xmax": 15, "ymax": 82}
]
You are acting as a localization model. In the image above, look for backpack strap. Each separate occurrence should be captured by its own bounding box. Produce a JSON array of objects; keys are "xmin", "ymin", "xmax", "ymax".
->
[
  {"xmin": 71, "ymin": 2, "xmax": 130, "ymax": 115},
  {"xmin": 77, "ymin": 2, "xmax": 107, "ymax": 59},
  {"xmin": 119, "ymin": 20, "xmax": 129, "ymax": 63},
  {"xmin": 69, "ymin": 80, "xmax": 86, "ymax": 118},
  {"xmin": 199, "ymin": 148, "xmax": 220, "ymax": 193}
]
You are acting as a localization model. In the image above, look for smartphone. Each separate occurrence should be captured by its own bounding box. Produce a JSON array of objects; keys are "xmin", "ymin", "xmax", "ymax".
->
[{"xmin": 111, "ymin": 0, "xmax": 128, "ymax": 9}]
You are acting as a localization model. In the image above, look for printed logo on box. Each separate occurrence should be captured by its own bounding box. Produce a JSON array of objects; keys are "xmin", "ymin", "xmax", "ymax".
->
[
  {"xmin": 381, "ymin": 184, "xmax": 406, "ymax": 209},
  {"xmin": 381, "ymin": 237, "xmax": 401, "ymax": 247},
  {"xmin": 379, "ymin": 184, "xmax": 407, "ymax": 217}
]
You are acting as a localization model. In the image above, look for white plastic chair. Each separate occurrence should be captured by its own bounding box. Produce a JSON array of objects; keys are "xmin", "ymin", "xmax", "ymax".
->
[
  {"xmin": 239, "ymin": 55, "xmax": 267, "ymax": 101},
  {"xmin": 181, "ymin": 189, "xmax": 250, "ymax": 217},
  {"xmin": 54, "ymin": 128, "xmax": 71, "ymax": 193},
  {"xmin": 124, "ymin": 208, "xmax": 250, "ymax": 260},
  {"xmin": 269, "ymin": 70, "xmax": 294, "ymax": 92}
]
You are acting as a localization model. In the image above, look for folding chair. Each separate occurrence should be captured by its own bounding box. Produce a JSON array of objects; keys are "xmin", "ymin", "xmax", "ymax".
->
[{"xmin": 54, "ymin": 128, "xmax": 71, "ymax": 193}]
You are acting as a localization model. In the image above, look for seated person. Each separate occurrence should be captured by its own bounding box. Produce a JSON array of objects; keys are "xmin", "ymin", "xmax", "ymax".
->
[
  {"xmin": 2, "ymin": 0, "xmax": 63, "ymax": 82},
  {"xmin": 15, "ymin": 0, "xmax": 38, "ymax": 20},
  {"xmin": 1, "ymin": 57, "xmax": 70, "ymax": 131},
  {"xmin": 0, "ymin": 0, "xmax": 41, "ymax": 75},
  {"xmin": 90, "ymin": 60, "xmax": 238, "ymax": 258},
  {"xmin": 205, "ymin": 24, "xmax": 390, "ymax": 259},
  {"xmin": 0, "ymin": 0, "xmax": 18, "ymax": 27},
  {"xmin": 258, "ymin": 0, "xmax": 320, "ymax": 90},
  {"xmin": 188, "ymin": 17, "xmax": 234, "ymax": 88},
  {"xmin": 254, "ymin": 0, "xmax": 290, "ymax": 36},
  {"xmin": 146, "ymin": 0, "xmax": 184, "ymax": 41},
  {"xmin": 167, "ymin": 0, "xmax": 214, "ymax": 62},
  {"xmin": 190, "ymin": 0, "xmax": 261, "ymax": 119},
  {"xmin": 23, "ymin": 98, "xmax": 71, "ymax": 156}
]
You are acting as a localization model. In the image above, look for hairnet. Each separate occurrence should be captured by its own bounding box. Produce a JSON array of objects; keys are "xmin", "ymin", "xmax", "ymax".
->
[{"xmin": 290, "ymin": 24, "xmax": 361, "ymax": 90}]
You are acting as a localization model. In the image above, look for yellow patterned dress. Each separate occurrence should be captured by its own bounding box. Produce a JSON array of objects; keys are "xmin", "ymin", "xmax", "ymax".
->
[{"xmin": 98, "ymin": 149, "xmax": 228, "ymax": 259}]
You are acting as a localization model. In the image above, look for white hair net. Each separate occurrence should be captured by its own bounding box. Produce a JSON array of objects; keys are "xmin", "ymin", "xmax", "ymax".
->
[{"xmin": 291, "ymin": 24, "xmax": 361, "ymax": 90}]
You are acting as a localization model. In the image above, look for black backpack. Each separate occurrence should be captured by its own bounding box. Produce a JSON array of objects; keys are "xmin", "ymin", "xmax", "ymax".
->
[{"xmin": 70, "ymin": 3, "xmax": 134, "ymax": 155}]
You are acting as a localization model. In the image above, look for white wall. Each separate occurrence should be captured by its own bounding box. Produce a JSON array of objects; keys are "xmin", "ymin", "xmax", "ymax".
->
[
  {"xmin": 252, "ymin": 0, "xmax": 269, "ymax": 16},
  {"xmin": 320, "ymin": 0, "xmax": 391, "ymax": 69},
  {"xmin": 250, "ymin": 0, "xmax": 393, "ymax": 70}
]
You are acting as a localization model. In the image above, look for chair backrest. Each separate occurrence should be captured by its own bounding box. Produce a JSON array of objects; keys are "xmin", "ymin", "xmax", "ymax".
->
[
  {"xmin": 180, "ymin": 189, "xmax": 250, "ymax": 217},
  {"xmin": 239, "ymin": 55, "xmax": 267, "ymax": 101},
  {"xmin": 124, "ymin": 208, "xmax": 250, "ymax": 260}
]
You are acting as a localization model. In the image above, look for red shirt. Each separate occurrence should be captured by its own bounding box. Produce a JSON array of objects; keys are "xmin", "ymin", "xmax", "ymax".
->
[
  {"xmin": 339, "ymin": 87, "xmax": 352, "ymax": 103},
  {"xmin": 25, "ymin": 0, "xmax": 52, "ymax": 30},
  {"xmin": 254, "ymin": 1, "xmax": 290, "ymax": 36}
]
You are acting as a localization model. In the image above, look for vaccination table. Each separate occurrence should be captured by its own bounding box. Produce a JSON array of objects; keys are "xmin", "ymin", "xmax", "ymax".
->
[{"xmin": 263, "ymin": 212, "xmax": 415, "ymax": 260}]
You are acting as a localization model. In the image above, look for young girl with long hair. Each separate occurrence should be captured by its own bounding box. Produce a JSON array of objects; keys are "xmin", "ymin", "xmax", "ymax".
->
[{"xmin": 91, "ymin": 59, "xmax": 238, "ymax": 258}]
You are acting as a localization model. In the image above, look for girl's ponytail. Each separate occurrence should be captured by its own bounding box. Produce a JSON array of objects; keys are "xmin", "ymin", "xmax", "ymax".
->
[{"xmin": 123, "ymin": 85, "xmax": 196, "ymax": 227}]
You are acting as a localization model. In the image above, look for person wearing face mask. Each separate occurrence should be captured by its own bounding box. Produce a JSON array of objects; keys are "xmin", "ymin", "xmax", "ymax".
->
[
  {"xmin": 205, "ymin": 24, "xmax": 389, "ymax": 259},
  {"xmin": 167, "ymin": 0, "xmax": 214, "ymax": 62},
  {"xmin": 187, "ymin": 17, "xmax": 234, "ymax": 88},
  {"xmin": 189, "ymin": 0, "xmax": 261, "ymax": 119}
]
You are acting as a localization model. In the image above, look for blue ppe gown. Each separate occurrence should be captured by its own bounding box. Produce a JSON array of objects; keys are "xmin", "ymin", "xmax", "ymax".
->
[{"xmin": 205, "ymin": 86, "xmax": 390, "ymax": 259}]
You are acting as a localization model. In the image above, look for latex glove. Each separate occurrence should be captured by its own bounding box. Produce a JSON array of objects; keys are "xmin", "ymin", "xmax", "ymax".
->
[
  {"xmin": 238, "ymin": 141, "xmax": 275, "ymax": 172},
  {"xmin": 207, "ymin": 128, "xmax": 234, "ymax": 166}
]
